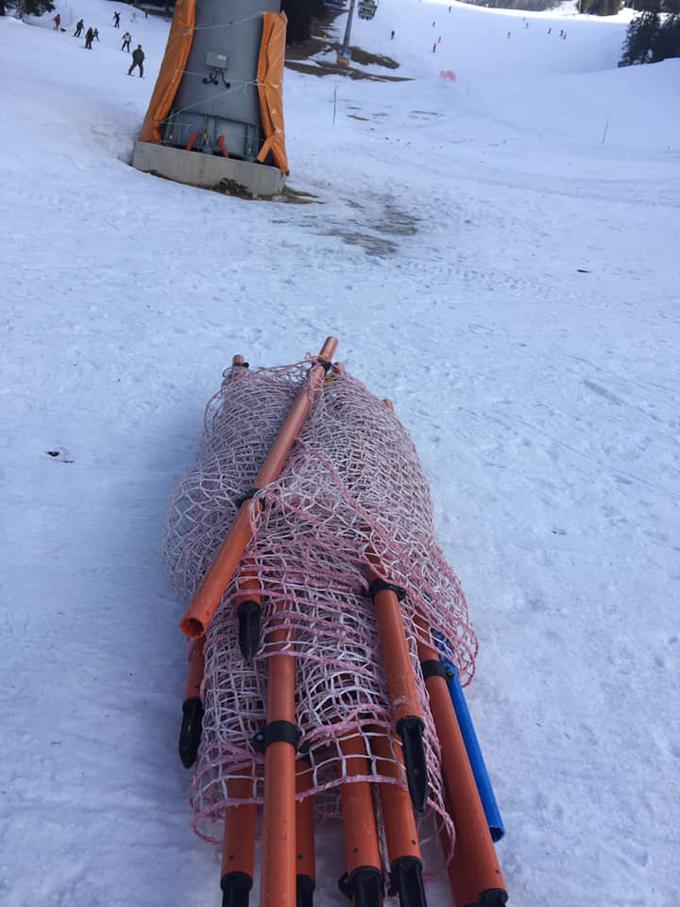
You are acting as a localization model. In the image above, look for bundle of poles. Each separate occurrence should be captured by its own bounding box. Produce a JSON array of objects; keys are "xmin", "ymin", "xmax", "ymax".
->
[{"xmin": 176, "ymin": 338, "xmax": 509, "ymax": 907}]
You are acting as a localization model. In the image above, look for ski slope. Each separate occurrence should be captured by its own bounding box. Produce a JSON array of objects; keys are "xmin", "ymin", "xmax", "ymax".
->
[{"xmin": 1, "ymin": 1, "xmax": 679, "ymax": 905}]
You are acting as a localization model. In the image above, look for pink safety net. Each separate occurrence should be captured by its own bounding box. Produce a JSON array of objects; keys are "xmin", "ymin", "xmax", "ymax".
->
[{"xmin": 164, "ymin": 357, "xmax": 478, "ymax": 853}]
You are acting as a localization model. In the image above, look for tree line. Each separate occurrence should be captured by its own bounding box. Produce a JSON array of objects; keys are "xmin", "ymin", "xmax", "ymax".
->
[{"xmin": 620, "ymin": 0, "xmax": 680, "ymax": 64}]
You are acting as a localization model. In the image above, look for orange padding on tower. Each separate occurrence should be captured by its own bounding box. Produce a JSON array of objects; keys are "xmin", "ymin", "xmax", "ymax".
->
[
  {"xmin": 139, "ymin": 0, "xmax": 196, "ymax": 144},
  {"xmin": 256, "ymin": 12, "xmax": 290, "ymax": 174}
]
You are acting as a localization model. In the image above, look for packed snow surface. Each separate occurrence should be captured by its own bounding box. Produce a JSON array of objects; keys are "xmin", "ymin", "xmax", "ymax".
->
[{"xmin": 1, "ymin": 0, "xmax": 679, "ymax": 905}]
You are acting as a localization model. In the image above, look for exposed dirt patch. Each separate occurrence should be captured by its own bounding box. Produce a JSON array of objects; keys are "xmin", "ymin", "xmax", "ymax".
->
[
  {"xmin": 275, "ymin": 185, "xmax": 322, "ymax": 205},
  {"xmin": 284, "ymin": 10, "xmax": 407, "ymax": 82},
  {"xmin": 346, "ymin": 46, "xmax": 399, "ymax": 69},
  {"xmin": 286, "ymin": 59, "xmax": 410, "ymax": 82},
  {"xmin": 315, "ymin": 202, "xmax": 419, "ymax": 258},
  {"xmin": 371, "ymin": 205, "xmax": 419, "ymax": 237},
  {"xmin": 321, "ymin": 228, "xmax": 398, "ymax": 258}
]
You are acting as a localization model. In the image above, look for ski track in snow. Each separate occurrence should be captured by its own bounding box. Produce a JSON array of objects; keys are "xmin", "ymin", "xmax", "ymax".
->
[{"xmin": 1, "ymin": 0, "xmax": 679, "ymax": 905}]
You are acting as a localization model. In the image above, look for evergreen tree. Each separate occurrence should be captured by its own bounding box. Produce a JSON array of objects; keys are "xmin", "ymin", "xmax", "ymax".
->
[
  {"xmin": 580, "ymin": 0, "xmax": 622, "ymax": 15},
  {"xmin": 619, "ymin": 10, "xmax": 660, "ymax": 64},
  {"xmin": 4, "ymin": 0, "xmax": 55, "ymax": 15},
  {"xmin": 281, "ymin": 0, "xmax": 325, "ymax": 45},
  {"xmin": 651, "ymin": 12, "xmax": 680, "ymax": 59}
]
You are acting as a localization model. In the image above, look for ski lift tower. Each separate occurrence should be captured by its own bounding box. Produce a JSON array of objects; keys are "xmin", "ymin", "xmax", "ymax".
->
[
  {"xmin": 132, "ymin": 0, "xmax": 289, "ymax": 198},
  {"xmin": 336, "ymin": 0, "xmax": 378, "ymax": 66}
]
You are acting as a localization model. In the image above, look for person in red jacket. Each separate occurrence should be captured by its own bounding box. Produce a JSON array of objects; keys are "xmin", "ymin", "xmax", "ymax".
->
[{"xmin": 53, "ymin": 13, "xmax": 61, "ymax": 29}]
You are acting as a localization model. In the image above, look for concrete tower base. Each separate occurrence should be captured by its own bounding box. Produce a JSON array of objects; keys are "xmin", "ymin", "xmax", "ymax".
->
[{"xmin": 132, "ymin": 141, "xmax": 286, "ymax": 199}]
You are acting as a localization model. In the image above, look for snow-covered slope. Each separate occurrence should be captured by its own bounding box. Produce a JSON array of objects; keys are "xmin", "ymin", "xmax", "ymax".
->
[{"xmin": 1, "ymin": 2, "xmax": 679, "ymax": 905}]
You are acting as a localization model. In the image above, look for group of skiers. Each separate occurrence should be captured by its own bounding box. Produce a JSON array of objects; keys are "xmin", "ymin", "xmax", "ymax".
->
[
  {"xmin": 71, "ymin": 18, "xmax": 99, "ymax": 47},
  {"xmin": 52, "ymin": 12, "xmax": 146, "ymax": 75}
]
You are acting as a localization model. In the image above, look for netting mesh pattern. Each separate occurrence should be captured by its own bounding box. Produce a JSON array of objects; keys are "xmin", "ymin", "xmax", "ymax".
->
[{"xmin": 164, "ymin": 360, "xmax": 478, "ymax": 849}]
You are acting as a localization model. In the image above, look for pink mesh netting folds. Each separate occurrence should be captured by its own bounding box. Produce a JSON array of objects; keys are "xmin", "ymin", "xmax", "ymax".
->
[{"xmin": 164, "ymin": 357, "xmax": 478, "ymax": 848}]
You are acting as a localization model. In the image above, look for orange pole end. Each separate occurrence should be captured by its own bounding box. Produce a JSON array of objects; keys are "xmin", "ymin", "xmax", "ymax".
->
[
  {"xmin": 296, "ymin": 759, "xmax": 316, "ymax": 899},
  {"xmin": 369, "ymin": 575, "xmax": 429, "ymax": 814},
  {"xmin": 261, "ymin": 626, "xmax": 298, "ymax": 907},
  {"xmin": 439, "ymin": 794, "xmax": 478, "ymax": 907},
  {"xmin": 372, "ymin": 734, "xmax": 422, "ymax": 863},
  {"xmin": 339, "ymin": 734, "xmax": 383, "ymax": 902},
  {"xmin": 261, "ymin": 742, "xmax": 297, "ymax": 907},
  {"xmin": 371, "ymin": 584, "xmax": 423, "ymax": 727},
  {"xmin": 179, "ymin": 506, "xmax": 254, "ymax": 638},
  {"xmin": 221, "ymin": 773, "xmax": 257, "ymax": 900},
  {"xmin": 372, "ymin": 733, "xmax": 427, "ymax": 906},
  {"xmin": 179, "ymin": 338, "xmax": 338, "ymax": 639}
]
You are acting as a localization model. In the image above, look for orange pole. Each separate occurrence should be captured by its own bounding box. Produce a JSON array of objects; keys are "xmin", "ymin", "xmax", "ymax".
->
[
  {"xmin": 372, "ymin": 734, "xmax": 427, "ymax": 907},
  {"xmin": 260, "ymin": 625, "xmax": 298, "ymax": 907},
  {"xmin": 338, "ymin": 734, "xmax": 384, "ymax": 906},
  {"xmin": 439, "ymin": 788, "xmax": 477, "ymax": 907},
  {"xmin": 221, "ymin": 773, "xmax": 257, "ymax": 907},
  {"xmin": 371, "ymin": 584, "xmax": 422, "ymax": 728},
  {"xmin": 379, "ymin": 399, "xmax": 506, "ymax": 906},
  {"xmin": 418, "ymin": 638, "xmax": 506, "ymax": 906},
  {"xmin": 296, "ymin": 758, "xmax": 316, "ymax": 907},
  {"xmin": 369, "ymin": 575, "xmax": 428, "ymax": 815},
  {"xmin": 183, "ymin": 636, "xmax": 204, "ymax": 701},
  {"xmin": 180, "ymin": 337, "xmax": 338, "ymax": 639},
  {"xmin": 178, "ymin": 636, "xmax": 204, "ymax": 768}
]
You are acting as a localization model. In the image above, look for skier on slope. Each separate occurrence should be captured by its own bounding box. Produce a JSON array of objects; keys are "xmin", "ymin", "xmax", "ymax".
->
[
  {"xmin": 113, "ymin": 11, "xmax": 121, "ymax": 27},
  {"xmin": 53, "ymin": 13, "xmax": 61, "ymax": 29},
  {"xmin": 121, "ymin": 31, "xmax": 132, "ymax": 52},
  {"xmin": 93, "ymin": 28, "xmax": 100, "ymax": 41},
  {"xmin": 85, "ymin": 27, "xmax": 94, "ymax": 49},
  {"xmin": 73, "ymin": 18, "xmax": 84, "ymax": 37},
  {"xmin": 128, "ymin": 44, "xmax": 145, "ymax": 77},
  {"xmin": 390, "ymin": 29, "xmax": 395, "ymax": 40}
]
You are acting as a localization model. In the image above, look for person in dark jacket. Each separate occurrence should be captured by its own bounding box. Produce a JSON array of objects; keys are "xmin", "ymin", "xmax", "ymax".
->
[
  {"xmin": 121, "ymin": 31, "xmax": 132, "ymax": 52},
  {"xmin": 128, "ymin": 44, "xmax": 145, "ymax": 77},
  {"xmin": 113, "ymin": 11, "xmax": 121, "ymax": 27},
  {"xmin": 53, "ymin": 13, "xmax": 61, "ymax": 29},
  {"xmin": 85, "ymin": 27, "xmax": 94, "ymax": 49},
  {"xmin": 93, "ymin": 27, "xmax": 100, "ymax": 41},
  {"xmin": 74, "ymin": 18, "xmax": 84, "ymax": 37}
]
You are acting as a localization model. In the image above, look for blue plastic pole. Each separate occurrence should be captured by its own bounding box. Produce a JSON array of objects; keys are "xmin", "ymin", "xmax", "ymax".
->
[{"xmin": 440, "ymin": 658, "xmax": 505, "ymax": 843}]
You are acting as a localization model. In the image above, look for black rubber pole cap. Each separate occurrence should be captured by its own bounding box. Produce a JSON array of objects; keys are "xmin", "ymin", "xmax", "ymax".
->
[
  {"xmin": 398, "ymin": 717, "xmax": 429, "ymax": 815},
  {"xmin": 389, "ymin": 857, "xmax": 427, "ymax": 907},
  {"xmin": 296, "ymin": 874, "xmax": 315, "ymax": 907},
  {"xmin": 477, "ymin": 889, "xmax": 509, "ymax": 907},
  {"xmin": 178, "ymin": 697, "xmax": 203, "ymax": 768},
  {"xmin": 220, "ymin": 871, "xmax": 252, "ymax": 907},
  {"xmin": 338, "ymin": 867, "xmax": 384, "ymax": 907},
  {"xmin": 238, "ymin": 600, "xmax": 261, "ymax": 661}
]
